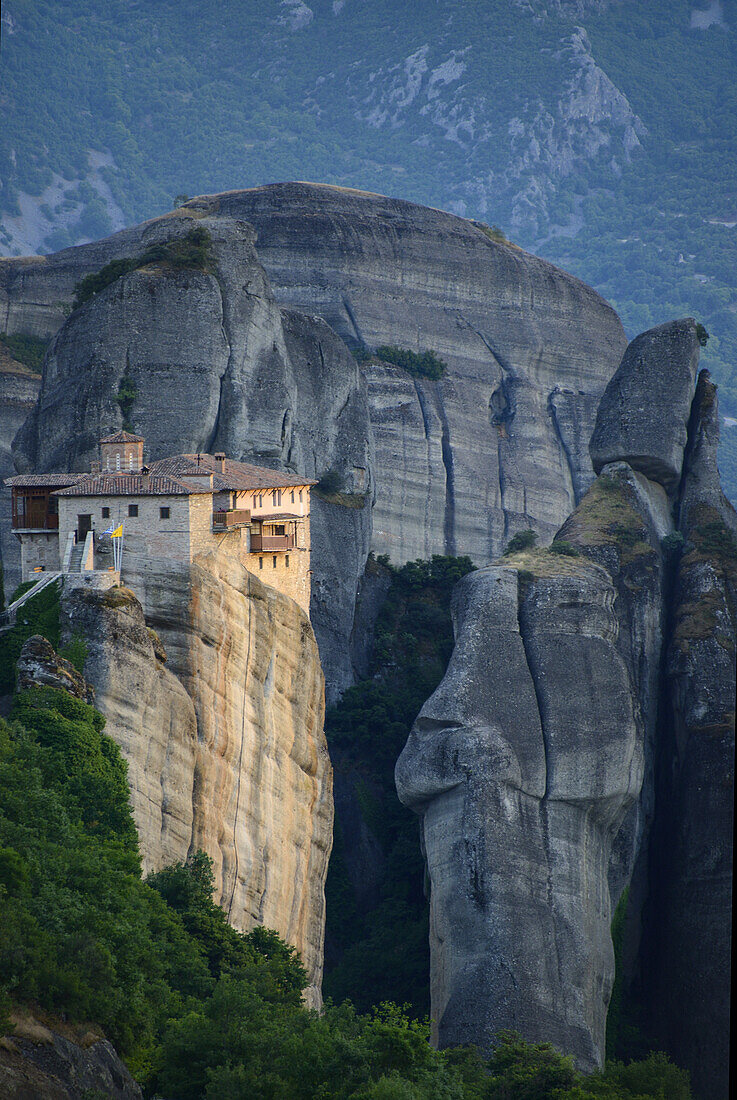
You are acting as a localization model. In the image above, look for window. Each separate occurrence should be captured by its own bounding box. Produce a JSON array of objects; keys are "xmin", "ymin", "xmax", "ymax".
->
[
  {"xmin": 272, "ymin": 555, "xmax": 277, "ymax": 568},
  {"xmin": 160, "ymin": 506, "xmax": 170, "ymax": 519},
  {"xmin": 259, "ymin": 557, "xmax": 263, "ymax": 569},
  {"xmin": 274, "ymin": 524, "xmax": 285, "ymax": 536},
  {"xmin": 128, "ymin": 504, "xmax": 138, "ymax": 517},
  {"xmin": 129, "ymin": 453, "xmax": 134, "ymax": 470},
  {"xmin": 290, "ymin": 491, "xmax": 294, "ymax": 503},
  {"xmin": 102, "ymin": 507, "xmax": 110, "ymax": 519},
  {"xmin": 285, "ymin": 555, "xmax": 290, "ymax": 568},
  {"xmin": 116, "ymin": 453, "xmax": 121, "ymax": 470},
  {"xmin": 299, "ymin": 490, "xmax": 303, "ymax": 502}
]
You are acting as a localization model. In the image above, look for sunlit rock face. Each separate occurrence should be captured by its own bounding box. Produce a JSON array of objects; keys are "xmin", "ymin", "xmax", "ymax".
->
[{"xmin": 61, "ymin": 553, "xmax": 333, "ymax": 1008}]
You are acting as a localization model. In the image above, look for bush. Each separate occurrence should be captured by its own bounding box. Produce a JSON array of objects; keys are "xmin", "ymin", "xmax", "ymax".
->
[
  {"xmin": 503, "ymin": 529, "xmax": 538, "ymax": 555},
  {"xmin": 549, "ymin": 540, "xmax": 580, "ymax": 557},
  {"xmin": 316, "ymin": 467, "xmax": 345, "ymax": 494},
  {"xmin": 374, "ymin": 346, "xmax": 447, "ymax": 380},
  {"xmin": 661, "ymin": 532, "xmax": 685, "ymax": 560},
  {"xmin": 116, "ymin": 368, "xmax": 137, "ymax": 429},
  {"xmin": 73, "ymin": 227, "xmax": 214, "ymax": 308},
  {"xmin": 695, "ymin": 322, "xmax": 709, "ymax": 347}
]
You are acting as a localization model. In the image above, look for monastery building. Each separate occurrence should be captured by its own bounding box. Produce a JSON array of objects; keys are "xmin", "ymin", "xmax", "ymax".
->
[{"xmin": 6, "ymin": 432, "xmax": 314, "ymax": 613}]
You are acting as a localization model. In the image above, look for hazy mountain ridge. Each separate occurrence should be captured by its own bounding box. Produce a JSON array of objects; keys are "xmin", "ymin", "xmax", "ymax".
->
[{"xmin": 1, "ymin": 0, "xmax": 736, "ymax": 496}]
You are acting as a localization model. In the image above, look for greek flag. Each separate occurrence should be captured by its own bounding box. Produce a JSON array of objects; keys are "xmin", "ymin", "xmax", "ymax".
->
[{"xmin": 102, "ymin": 525, "xmax": 115, "ymax": 535}]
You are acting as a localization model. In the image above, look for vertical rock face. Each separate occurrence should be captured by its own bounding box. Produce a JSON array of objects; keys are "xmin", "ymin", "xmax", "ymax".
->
[
  {"xmin": 60, "ymin": 556, "xmax": 333, "ymax": 1008},
  {"xmin": 397, "ymin": 322, "xmax": 734, "ymax": 1093},
  {"xmin": 10, "ymin": 208, "xmax": 373, "ymax": 698},
  {"xmin": 3, "ymin": 183, "xmax": 626, "ymax": 577},
  {"xmin": 589, "ymin": 318, "xmax": 701, "ymax": 490},
  {"xmin": 396, "ymin": 561, "xmax": 643, "ymax": 1068},
  {"xmin": 642, "ymin": 372, "xmax": 736, "ymax": 1099},
  {"xmin": 197, "ymin": 184, "xmax": 626, "ymax": 557},
  {"xmin": 0, "ymin": 349, "xmax": 40, "ymax": 589}
]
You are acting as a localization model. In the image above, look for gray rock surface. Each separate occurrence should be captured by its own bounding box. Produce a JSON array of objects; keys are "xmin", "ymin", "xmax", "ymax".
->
[
  {"xmin": 3, "ymin": 183, "xmax": 626, "ymax": 573},
  {"xmin": 396, "ymin": 561, "xmax": 643, "ymax": 1068},
  {"xmin": 0, "ymin": 352, "xmax": 40, "ymax": 590},
  {"xmin": 10, "ymin": 209, "xmax": 373, "ymax": 698},
  {"xmin": 396, "ymin": 350, "xmax": 734, "ymax": 1093},
  {"xmin": 191, "ymin": 183, "xmax": 626, "ymax": 558},
  {"xmin": 641, "ymin": 372, "xmax": 736, "ymax": 1099},
  {"xmin": 589, "ymin": 319, "xmax": 701, "ymax": 491},
  {"xmin": 0, "ymin": 1014, "xmax": 141, "ymax": 1100},
  {"xmin": 15, "ymin": 633, "xmax": 92, "ymax": 702}
]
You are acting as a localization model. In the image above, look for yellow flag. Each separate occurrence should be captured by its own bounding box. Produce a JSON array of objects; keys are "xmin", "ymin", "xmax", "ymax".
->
[{"xmin": 111, "ymin": 524, "xmax": 124, "ymax": 538}]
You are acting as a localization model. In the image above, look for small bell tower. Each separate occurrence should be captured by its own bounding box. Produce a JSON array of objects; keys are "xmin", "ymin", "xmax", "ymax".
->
[{"xmin": 100, "ymin": 431, "xmax": 144, "ymax": 473}]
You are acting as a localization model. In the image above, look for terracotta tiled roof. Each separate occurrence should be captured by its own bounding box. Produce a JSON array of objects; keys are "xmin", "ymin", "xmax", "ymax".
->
[
  {"xmin": 53, "ymin": 473, "xmax": 206, "ymax": 497},
  {"xmin": 151, "ymin": 453, "xmax": 315, "ymax": 491},
  {"xmin": 4, "ymin": 472, "xmax": 87, "ymax": 488},
  {"xmin": 99, "ymin": 431, "xmax": 145, "ymax": 444}
]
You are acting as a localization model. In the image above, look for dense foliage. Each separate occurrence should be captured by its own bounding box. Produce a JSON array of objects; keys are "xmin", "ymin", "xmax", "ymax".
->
[
  {"xmin": 324, "ymin": 555, "xmax": 475, "ymax": 1015},
  {"xmin": 0, "ymin": 581, "xmax": 64, "ymax": 693}
]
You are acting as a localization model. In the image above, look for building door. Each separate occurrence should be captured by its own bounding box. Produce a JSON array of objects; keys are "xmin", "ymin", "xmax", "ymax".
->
[{"xmin": 77, "ymin": 514, "xmax": 92, "ymax": 540}]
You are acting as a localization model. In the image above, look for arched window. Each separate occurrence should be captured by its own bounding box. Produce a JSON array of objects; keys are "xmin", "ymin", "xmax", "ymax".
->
[
  {"xmin": 129, "ymin": 453, "xmax": 134, "ymax": 470},
  {"xmin": 116, "ymin": 453, "xmax": 121, "ymax": 470}
]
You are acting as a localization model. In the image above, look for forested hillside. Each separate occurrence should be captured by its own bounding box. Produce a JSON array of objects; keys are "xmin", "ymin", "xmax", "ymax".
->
[{"xmin": 3, "ymin": 0, "xmax": 735, "ymax": 500}]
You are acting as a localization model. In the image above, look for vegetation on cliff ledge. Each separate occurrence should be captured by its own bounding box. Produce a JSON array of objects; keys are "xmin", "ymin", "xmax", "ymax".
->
[{"xmin": 72, "ymin": 225, "xmax": 214, "ymax": 309}]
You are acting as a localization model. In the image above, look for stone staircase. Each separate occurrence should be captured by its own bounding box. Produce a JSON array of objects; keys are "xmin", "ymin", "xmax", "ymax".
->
[{"xmin": 68, "ymin": 544, "xmax": 85, "ymax": 573}]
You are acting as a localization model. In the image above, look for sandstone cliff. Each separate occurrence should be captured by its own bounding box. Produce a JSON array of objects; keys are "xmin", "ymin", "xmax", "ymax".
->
[
  {"xmin": 60, "ymin": 554, "xmax": 333, "ymax": 1007},
  {"xmin": 396, "ymin": 320, "xmax": 734, "ymax": 1095}
]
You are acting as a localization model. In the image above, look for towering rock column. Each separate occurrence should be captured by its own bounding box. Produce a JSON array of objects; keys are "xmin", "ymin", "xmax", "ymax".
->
[{"xmin": 396, "ymin": 319, "xmax": 734, "ymax": 1091}]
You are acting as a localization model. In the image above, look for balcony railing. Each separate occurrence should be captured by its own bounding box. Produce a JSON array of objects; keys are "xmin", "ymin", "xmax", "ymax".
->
[
  {"xmin": 213, "ymin": 508, "xmax": 251, "ymax": 529},
  {"xmin": 250, "ymin": 533, "xmax": 295, "ymax": 552},
  {"xmin": 11, "ymin": 512, "xmax": 59, "ymax": 531}
]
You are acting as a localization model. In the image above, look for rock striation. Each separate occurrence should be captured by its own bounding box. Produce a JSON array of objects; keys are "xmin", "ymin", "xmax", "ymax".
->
[
  {"xmin": 396, "ymin": 557, "xmax": 644, "ymax": 1070},
  {"xmin": 3, "ymin": 183, "xmax": 625, "ymax": 579},
  {"xmin": 187, "ymin": 184, "xmax": 627, "ymax": 558},
  {"xmin": 397, "ymin": 321, "xmax": 735, "ymax": 1095},
  {"xmin": 8, "ymin": 206, "xmax": 373, "ymax": 698},
  {"xmin": 60, "ymin": 554, "xmax": 333, "ymax": 1008},
  {"xmin": 640, "ymin": 371, "xmax": 736, "ymax": 1099}
]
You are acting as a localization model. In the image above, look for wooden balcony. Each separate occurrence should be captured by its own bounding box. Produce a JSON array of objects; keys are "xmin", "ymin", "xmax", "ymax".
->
[
  {"xmin": 250, "ymin": 533, "xmax": 295, "ymax": 552},
  {"xmin": 212, "ymin": 508, "xmax": 251, "ymax": 529},
  {"xmin": 11, "ymin": 510, "xmax": 59, "ymax": 531}
]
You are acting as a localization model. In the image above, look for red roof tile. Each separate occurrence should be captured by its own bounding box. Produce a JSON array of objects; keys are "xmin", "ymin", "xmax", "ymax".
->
[{"xmin": 53, "ymin": 473, "xmax": 205, "ymax": 497}]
